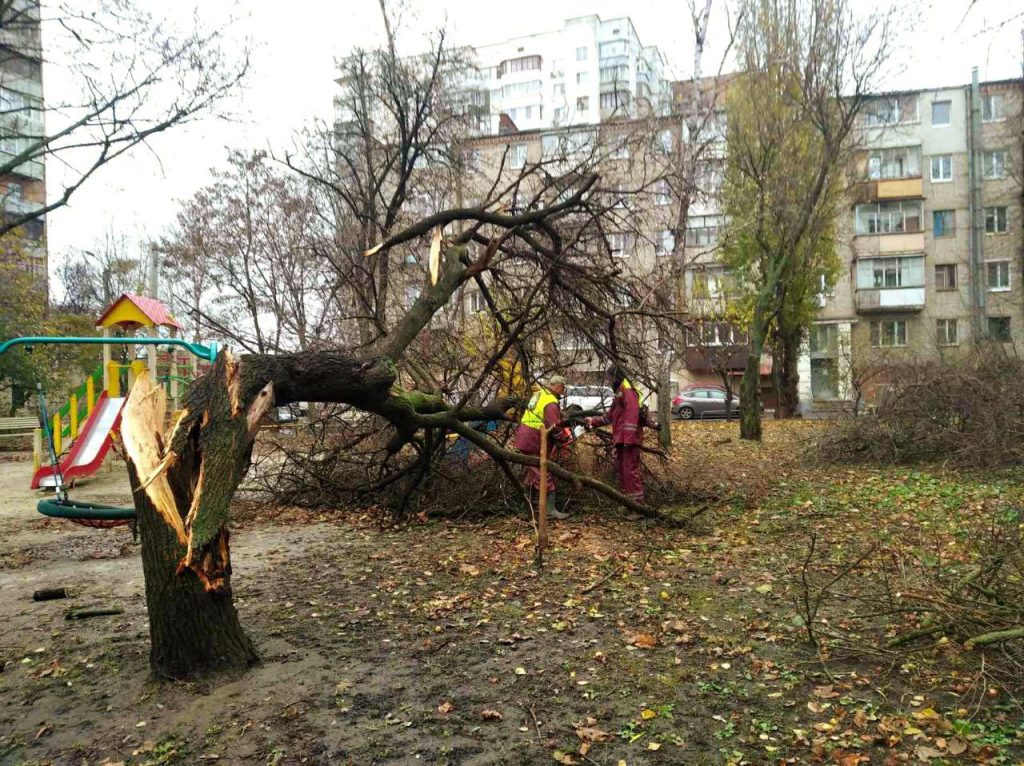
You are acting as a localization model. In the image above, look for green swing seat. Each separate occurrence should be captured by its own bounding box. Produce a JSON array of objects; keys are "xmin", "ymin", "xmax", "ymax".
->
[{"xmin": 37, "ymin": 498, "xmax": 136, "ymax": 528}]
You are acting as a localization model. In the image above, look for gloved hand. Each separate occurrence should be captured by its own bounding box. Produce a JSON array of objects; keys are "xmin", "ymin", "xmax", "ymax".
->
[{"xmin": 583, "ymin": 417, "xmax": 595, "ymax": 429}]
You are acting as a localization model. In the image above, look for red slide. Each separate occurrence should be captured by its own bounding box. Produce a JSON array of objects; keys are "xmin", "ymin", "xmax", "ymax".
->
[{"xmin": 31, "ymin": 391, "xmax": 126, "ymax": 490}]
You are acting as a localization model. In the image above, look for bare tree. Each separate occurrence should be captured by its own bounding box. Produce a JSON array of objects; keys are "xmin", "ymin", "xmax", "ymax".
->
[
  {"xmin": 0, "ymin": 0, "xmax": 247, "ymax": 237},
  {"xmin": 55, "ymin": 228, "xmax": 148, "ymax": 314}
]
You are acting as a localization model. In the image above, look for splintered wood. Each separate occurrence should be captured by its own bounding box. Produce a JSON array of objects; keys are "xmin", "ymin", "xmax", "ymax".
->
[
  {"xmin": 121, "ymin": 353, "xmax": 275, "ymax": 593},
  {"xmin": 120, "ymin": 371, "xmax": 187, "ymax": 544}
]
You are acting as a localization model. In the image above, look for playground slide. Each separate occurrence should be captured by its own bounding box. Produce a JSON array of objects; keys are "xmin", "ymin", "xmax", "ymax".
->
[{"xmin": 31, "ymin": 391, "xmax": 126, "ymax": 490}]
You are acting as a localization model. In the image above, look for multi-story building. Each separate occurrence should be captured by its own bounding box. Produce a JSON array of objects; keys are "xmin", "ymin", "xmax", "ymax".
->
[
  {"xmin": 798, "ymin": 72, "xmax": 1023, "ymax": 414},
  {"xmin": 0, "ymin": 0, "xmax": 46, "ymax": 286},
  {"xmin": 469, "ymin": 15, "xmax": 670, "ymax": 135}
]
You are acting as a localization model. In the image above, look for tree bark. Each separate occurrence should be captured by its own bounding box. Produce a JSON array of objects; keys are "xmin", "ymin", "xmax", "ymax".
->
[
  {"xmin": 740, "ymin": 305, "xmax": 767, "ymax": 441},
  {"xmin": 772, "ymin": 325, "xmax": 802, "ymax": 419},
  {"xmin": 131, "ymin": 462, "xmax": 257, "ymax": 678},
  {"xmin": 656, "ymin": 350, "xmax": 673, "ymax": 450}
]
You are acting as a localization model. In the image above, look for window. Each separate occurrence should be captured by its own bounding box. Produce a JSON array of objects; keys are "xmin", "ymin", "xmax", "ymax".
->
[
  {"xmin": 542, "ymin": 134, "xmax": 559, "ymax": 158},
  {"xmin": 935, "ymin": 264, "xmax": 957, "ymax": 291},
  {"xmin": 576, "ymin": 72, "xmax": 589, "ymax": 86},
  {"xmin": 936, "ymin": 319, "xmax": 958, "ymax": 346},
  {"xmin": 656, "ymin": 229, "xmax": 674, "ymax": 255},
  {"xmin": 659, "ymin": 129, "xmax": 673, "ymax": 153},
  {"xmin": 600, "ymin": 91, "xmax": 630, "ymax": 109},
  {"xmin": 509, "ymin": 143, "xmax": 528, "ymax": 169},
  {"xmin": 500, "ymin": 80, "xmax": 542, "ymax": 98},
  {"xmin": 576, "ymin": 47, "xmax": 588, "ymax": 61},
  {"xmin": 865, "ymin": 95, "xmax": 920, "ymax": 126},
  {"xmin": 599, "ymin": 40, "xmax": 628, "ymax": 58},
  {"xmin": 985, "ymin": 206, "xmax": 1007, "ymax": 234},
  {"xmin": 932, "ymin": 210, "xmax": 955, "ymax": 238},
  {"xmin": 931, "ymin": 100, "xmax": 951, "ymax": 126},
  {"xmin": 497, "ymin": 55, "xmax": 542, "ymax": 77},
  {"xmin": 809, "ymin": 324, "xmax": 840, "ymax": 399},
  {"xmin": 870, "ymin": 320, "xmax": 907, "ymax": 348},
  {"xmin": 599, "ymin": 64, "xmax": 629, "ymax": 83},
  {"xmin": 553, "ymin": 107, "xmax": 566, "ymax": 123},
  {"xmin": 856, "ymin": 256, "xmax": 924, "ymax": 289},
  {"xmin": 866, "ymin": 146, "xmax": 921, "ymax": 180},
  {"xmin": 855, "ymin": 201, "xmax": 922, "ymax": 235},
  {"xmin": 467, "ymin": 291, "xmax": 486, "ymax": 314},
  {"xmin": 930, "ymin": 155, "xmax": 952, "ymax": 182},
  {"xmin": 554, "ymin": 83, "xmax": 565, "ymax": 97},
  {"xmin": 982, "ymin": 93, "xmax": 1005, "ymax": 122},
  {"xmin": 988, "ymin": 316, "xmax": 1011, "ymax": 341},
  {"xmin": 609, "ymin": 232, "xmax": 634, "ymax": 258},
  {"xmin": 987, "ymin": 260, "xmax": 1010, "ymax": 291},
  {"xmin": 692, "ymin": 267, "xmax": 733, "ymax": 299},
  {"xmin": 654, "ymin": 179, "xmax": 670, "ymax": 206},
  {"xmin": 576, "ymin": 96, "xmax": 589, "ymax": 112},
  {"xmin": 610, "ymin": 140, "xmax": 629, "ymax": 160},
  {"xmin": 982, "ymin": 150, "xmax": 1006, "ymax": 179},
  {"xmin": 684, "ymin": 215, "xmax": 722, "ymax": 247},
  {"xmin": 609, "ymin": 183, "xmax": 628, "ymax": 208}
]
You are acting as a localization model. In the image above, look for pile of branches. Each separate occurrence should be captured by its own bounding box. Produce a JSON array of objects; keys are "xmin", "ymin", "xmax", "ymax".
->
[
  {"xmin": 820, "ymin": 347, "xmax": 1024, "ymax": 467},
  {"xmin": 249, "ymin": 411, "xmax": 709, "ymax": 521},
  {"xmin": 796, "ymin": 502, "xmax": 1024, "ymax": 684}
]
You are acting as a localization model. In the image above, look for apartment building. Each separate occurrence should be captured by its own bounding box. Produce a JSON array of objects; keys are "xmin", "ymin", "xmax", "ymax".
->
[
  {"xmin": 467, "ymin": 15, "xmax": 670, "ymax": 135},
  {"xmin": 0, "ymin": 0, "xmax": 46, "ymax": 284},
  {"xmin": 799, "ymin": 73, "xmax": 1023, "ymax": 414}
]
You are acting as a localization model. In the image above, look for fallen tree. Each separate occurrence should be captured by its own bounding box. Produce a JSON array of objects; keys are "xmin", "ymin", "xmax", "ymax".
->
[{"xmin": 119, "ymin": 180, "xmax": 695, "ymax": 678}]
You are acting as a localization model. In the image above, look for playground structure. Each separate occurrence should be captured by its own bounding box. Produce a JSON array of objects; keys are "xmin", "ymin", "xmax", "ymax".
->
[{"xmin": 0, "ymin": 293, "xmax": 218, "ymax": 494}]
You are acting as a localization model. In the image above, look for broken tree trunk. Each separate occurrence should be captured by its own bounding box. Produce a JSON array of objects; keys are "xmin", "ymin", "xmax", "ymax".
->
[{"xmin": 122, "ymin": 359, "xmax": 266, "ymax": 678}]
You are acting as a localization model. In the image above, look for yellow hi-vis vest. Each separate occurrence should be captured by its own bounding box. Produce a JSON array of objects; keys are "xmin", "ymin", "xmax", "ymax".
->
[
  {"xmin": 621, "ymin": 378, "xmax": 647, "ymax": 407},
  {"xmin": 520, "ymin": 387, "xmax": 558, "ymax": 430}
]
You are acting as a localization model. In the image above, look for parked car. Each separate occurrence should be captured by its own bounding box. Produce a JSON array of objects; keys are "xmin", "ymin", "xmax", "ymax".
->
[
  {"xmin": 562, "ymin": 385, "xmax": 615, "ymax": 415},
  {"xmin": 672, "ymin": 386, "xmax": 740, "ymax": 420}
]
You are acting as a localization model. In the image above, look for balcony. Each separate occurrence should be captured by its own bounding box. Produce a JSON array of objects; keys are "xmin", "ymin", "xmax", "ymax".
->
[
  {"xmin": 852, "ymin": 177, "xmax": 923, "ymax": 204},
  {"xmin": 855, "ymin": 287, "xmax": 925, "ymax": 313}
]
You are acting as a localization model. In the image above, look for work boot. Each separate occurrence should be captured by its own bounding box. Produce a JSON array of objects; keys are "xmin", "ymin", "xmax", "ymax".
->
[{"xmin": 546, "ymin": 494, "xmax": 569, "ymax": 520}]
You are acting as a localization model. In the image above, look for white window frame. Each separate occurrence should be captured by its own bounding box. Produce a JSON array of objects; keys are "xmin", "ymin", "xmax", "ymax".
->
[
  {"xmin": 610, "ymin": 140, "xmax": 629, "ymax": 160},
  {"xmin": 936, "ymin": 318, "xmax": 958, "ymax": 347},
  {"xmin": 985, "ymin": 206, "xmax": 1008, "ymax": 234},
  {"xmin": 654, "ymin": 179, "xmax": 671, "ymax": 206},
  {"xmin": 467, "ymin": 290, "xmax": 487, "ymax": 314},
  {"xmin": 934, "ymin": 263, "xmax": 957, "ymax": 291},
  {"xmin": 930, "ymin": 154, "xmax": 952, "ymax": 182},
  {"xmin": 855, "ymin": 201, "xmax": 923, "ymax": 235},
  {"xmin": 508, "ymin": 143, "xmax": 528, "ymax": 170},
  {"xmin": 576, "ymin": 72, "xmax": 588, "ymax": 86},
  {"xmin": 870, "ymin": 320, "xmax": 908, "ymax": 348},
  {"xmin": 931, "ymin": 100, "xmax": 951, "ymax": 127},
  {"xmin": 932, "ymin": 209, "xmax": 955, "ymax": 238},
  {"xmin": 856, "ymin": 255, "xmax": 925, "ymax": 290},
  {"xmin": 576, "ymin": 47, "xmax": 588, "ymax": 62},
  {"xmin": 866, "ymin": 146, "xmax": 921, "ymax": 180},
  {"xmin": 609, "ymin": 232, "xmax": 633, "ymax": 258},
  {"xmin": 982, "ymin": 150, "xmax": 1007, "ymax": 180},
  {"xmin": 982, "ymin": 93, "xmax": 1005, "ymax": 123},
  {"xmin": 986, "ymin": 260, "xmax": 1011, "ymax": 292},
  {"xmin": 576, "ymin": 96, "xmax": 589, "ymax": 112}
]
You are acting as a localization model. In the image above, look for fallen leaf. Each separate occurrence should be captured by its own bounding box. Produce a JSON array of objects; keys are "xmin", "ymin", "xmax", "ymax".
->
[
  {"xmin": 631, "ymin": 633, "xmax": 658, "ymax": 649},
  {"xmin": 553, "ymin": 751, "xmax": 576, "ymax": 764},
  {"xmin": 514, "ymin": 667, "xmax": 527, "ymax": 675},
  {"xmin": 947, "ymin": 737, "xmax": 968, "ymax": 755},
  {"xmin": 647, "ymin": 741, "xmax": 661, "ymax": 751},
  {"xmin": 914, "ymin": 745, "xmax": 943, "ymax": 761},
  {"xmin": 437, "ymin": 701, "xmax": 454, "ymax": 715},
  {"xmin": 640, "ymin": 708, "xmax": 657, "ymax": 720},
  {"xmin": 459, "ymin": 564, "xmax": 481, "ymax": 577},
  {"xmin": 814, "ymin": 684, "xmax": 839, "ymax": 698},
  {"xmin": 481, "ymin": 709, "xmax": 503, "ymax": 721},
  {"xmin": 576, "ymin": 725, "xmax": 612, "ymax": 742}
]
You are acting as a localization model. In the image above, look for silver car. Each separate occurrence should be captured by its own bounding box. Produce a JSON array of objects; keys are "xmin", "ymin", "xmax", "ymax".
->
[{"xmin": 672, "ymin": 387, "xmax": 740, "ymax": 420}]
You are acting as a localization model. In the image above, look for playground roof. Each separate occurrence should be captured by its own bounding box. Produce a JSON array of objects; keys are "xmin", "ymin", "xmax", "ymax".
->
[{"xmin": 96, "ymin": 293, "xmax": 182, "ymax": 330}]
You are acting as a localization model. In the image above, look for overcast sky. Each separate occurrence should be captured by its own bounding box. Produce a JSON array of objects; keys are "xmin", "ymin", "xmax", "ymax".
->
[{"xmin": 43, "ymin": 0, "xmax": 1022, "ymax": 272}]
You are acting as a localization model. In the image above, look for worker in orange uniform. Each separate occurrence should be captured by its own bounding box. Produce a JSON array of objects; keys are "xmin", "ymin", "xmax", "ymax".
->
[
  {"xmin": 514, "ymin": 375, "xmax": 569, "ymax": 519},
  {"xmin": 586, "ymin": 367, "xmax": 645, "ymax": 503}
]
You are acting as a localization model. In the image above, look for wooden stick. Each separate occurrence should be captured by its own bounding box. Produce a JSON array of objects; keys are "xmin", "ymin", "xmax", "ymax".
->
[
  {"xmin": 32, "ymin": 587, "xmax": 71, "ymax": 602},
  {"xmin": 65, "ymin": 607, "xmax": 124, "ymax": 620},
  {"xmin": 538, "ymin": 427, "xmax": 548, "ymax": 552}
]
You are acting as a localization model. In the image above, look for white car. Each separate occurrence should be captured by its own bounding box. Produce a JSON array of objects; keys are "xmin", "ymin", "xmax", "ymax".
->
[{"xmin": 562, "ymin": 385, "xmax": 615, "ymax": 416}]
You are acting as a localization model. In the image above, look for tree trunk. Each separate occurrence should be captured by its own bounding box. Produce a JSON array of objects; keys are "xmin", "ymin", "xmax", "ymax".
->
[
  {"xmin": 773, "ymin": 325, "xmax": 802, "ymax": 419},
  {"xmin": 740, "ymin": 306, "xmax": 767, "ymax": 441},
  {"xmin": 131, "ymin": 462, "xmax": 257, "ymax": 679},
  {"xmin": 656, "ymin": 350, "xmax": 673, "ymax": 450}
]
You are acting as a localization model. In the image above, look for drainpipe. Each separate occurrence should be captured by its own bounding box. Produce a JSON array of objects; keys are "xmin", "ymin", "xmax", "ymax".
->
[{"xmin": 967, "ymin": 66, "xmax": 985, "ymax": 342}]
